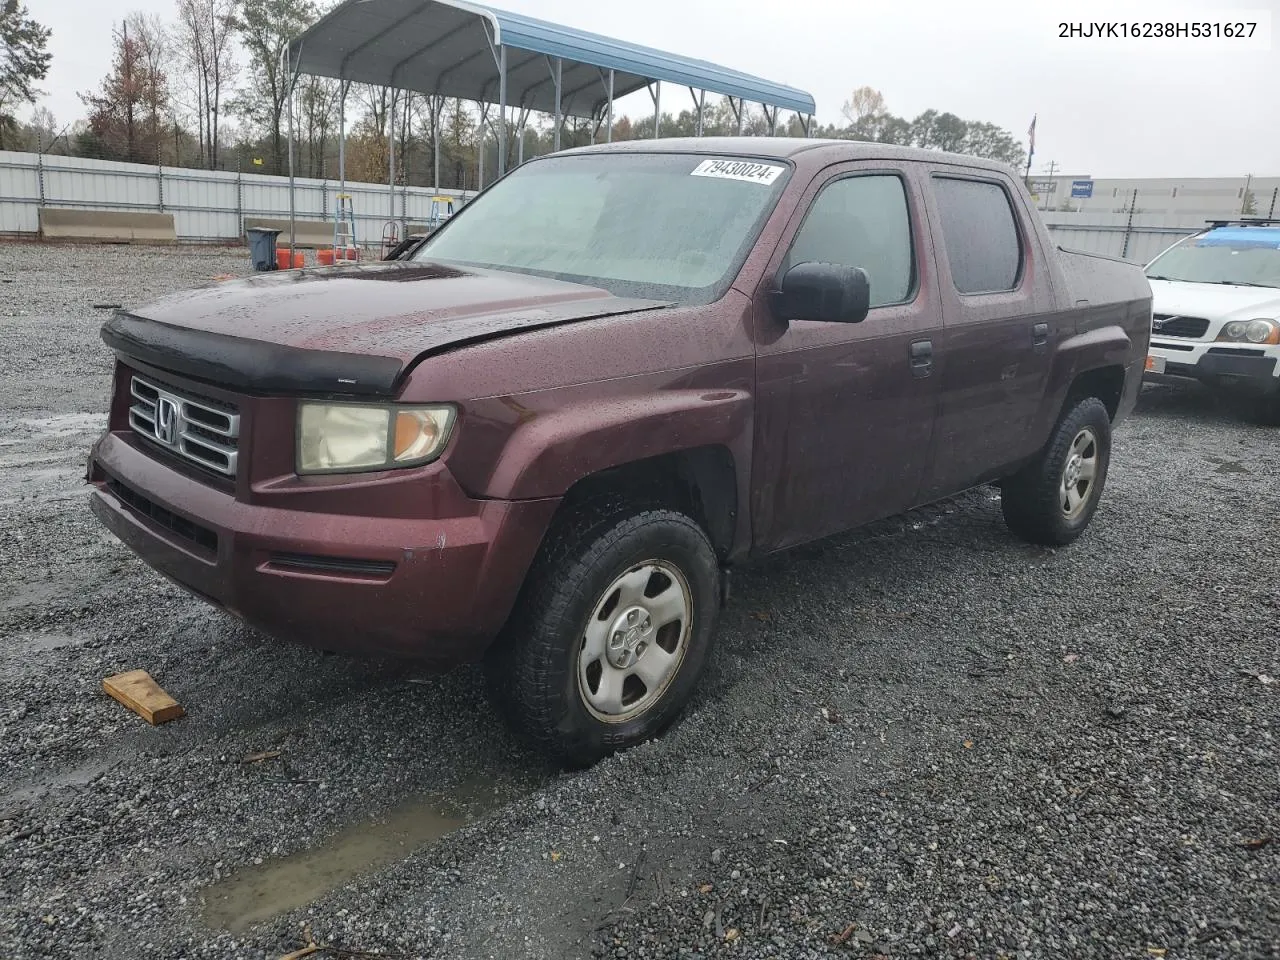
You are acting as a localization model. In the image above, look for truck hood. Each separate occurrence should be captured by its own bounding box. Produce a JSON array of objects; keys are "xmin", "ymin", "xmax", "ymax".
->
[
  {"xmin": 1148, "ymin": 278, "xmax": 1280, "ymax": 323},
  {"xmin": 101, "ymin": 261, "xmax": 669, "ymax": 397}
]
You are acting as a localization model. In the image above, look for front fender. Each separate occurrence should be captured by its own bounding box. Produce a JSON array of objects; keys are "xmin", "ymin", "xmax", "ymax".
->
[{"xmin": 478, "ymin": 388, "xmax": 753, "ymax": 502}]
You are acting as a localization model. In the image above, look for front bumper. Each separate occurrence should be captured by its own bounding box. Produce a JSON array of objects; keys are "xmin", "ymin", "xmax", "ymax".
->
[
  {"xmin": 1146, "ymin": 339, "xmax": 1280, "ymax": 395},
  {"xmin": 88, "ymin": 432, "xmax": 558, "ymax": 664}
]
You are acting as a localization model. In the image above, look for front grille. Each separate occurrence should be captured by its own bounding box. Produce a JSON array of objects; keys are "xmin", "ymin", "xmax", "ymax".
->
[
  {"xmin": 107, "ymin": 478, "xmax": 218, "ymax": 553},
  {"xmin": 129, "ymin": 376, "xmax": 240, "ymax": 477},
  {"xmin": 1152, "ymin": 314, "xmax": 1210, "ymax": 338}
]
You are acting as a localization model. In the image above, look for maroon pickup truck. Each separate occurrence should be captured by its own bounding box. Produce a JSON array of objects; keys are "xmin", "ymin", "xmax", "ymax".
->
[{"xmin": 89, "ymin": 139, "xmax": 1151, "ymax": 765}]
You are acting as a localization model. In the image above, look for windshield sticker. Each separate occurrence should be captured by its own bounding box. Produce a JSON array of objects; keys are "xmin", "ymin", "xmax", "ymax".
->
[{"xmin": 691, "ymin": 159, "xmax": 784, "ymax": 185}]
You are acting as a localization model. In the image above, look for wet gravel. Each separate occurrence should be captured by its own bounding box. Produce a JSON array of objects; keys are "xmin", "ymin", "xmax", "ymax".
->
[{"xmin": 1, "ymin": 242, "xmax": 1277, "ymax": 960}]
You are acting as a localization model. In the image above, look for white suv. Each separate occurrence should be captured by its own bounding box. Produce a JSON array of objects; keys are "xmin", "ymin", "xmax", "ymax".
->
[{"xmin": 1144, "ymin": 219, "xmax": 1280, "ymax": 424}]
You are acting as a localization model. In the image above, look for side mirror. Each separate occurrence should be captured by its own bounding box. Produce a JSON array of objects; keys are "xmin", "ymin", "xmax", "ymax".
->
[{"xmin": 770, "ymin": 262, "xmax": 871, "ymax": 324}]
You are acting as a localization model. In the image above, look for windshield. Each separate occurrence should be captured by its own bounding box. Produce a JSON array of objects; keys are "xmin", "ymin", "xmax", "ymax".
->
[
  {"xmin": 1146, "ymin": 229, "xmax": 1280, "ymax": 288},
  {"xmin": 414, "ymin": 152, "xmax": 791, "ymax": 302}
]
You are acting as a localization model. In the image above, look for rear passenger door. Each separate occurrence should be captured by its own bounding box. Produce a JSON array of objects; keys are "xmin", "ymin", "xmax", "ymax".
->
[
  {"xmin": 917, "ymin": 170, "xmax": 1058, "ymax": 502},
  {"xmin": 751, "ymin": 163, "xmax": 943, "ymax": 551}
]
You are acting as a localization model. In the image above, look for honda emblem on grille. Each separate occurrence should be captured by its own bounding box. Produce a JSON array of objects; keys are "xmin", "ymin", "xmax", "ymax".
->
[{"xmin": 154, "ymin": 397, "xmax": 180, "ymax": 446}]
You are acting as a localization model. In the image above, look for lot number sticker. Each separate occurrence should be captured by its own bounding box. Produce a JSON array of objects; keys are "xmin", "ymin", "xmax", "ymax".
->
[{"xmin": 691, "ymin": 159, "xmax": 784, "ymax": 185}]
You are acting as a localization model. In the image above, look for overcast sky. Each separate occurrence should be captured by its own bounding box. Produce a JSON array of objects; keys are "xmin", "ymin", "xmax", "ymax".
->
[{"xmin": 32, "ymin": 0, "xmax": 1277, "ymax": 179}]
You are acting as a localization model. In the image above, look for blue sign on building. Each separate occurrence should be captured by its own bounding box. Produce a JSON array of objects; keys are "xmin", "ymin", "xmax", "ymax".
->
[{"xmin": 1071, "ymin": 179, "xmax": 1094, "ymax": 199}]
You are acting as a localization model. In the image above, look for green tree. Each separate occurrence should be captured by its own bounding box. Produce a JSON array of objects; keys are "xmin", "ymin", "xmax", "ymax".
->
[
  {"xmin": 231, "ymin": 0, "xmax": 316, "ymax": 174},
  {"xmin": 0, "ymin": 0, "xmax": 52, "ymax": 149}
]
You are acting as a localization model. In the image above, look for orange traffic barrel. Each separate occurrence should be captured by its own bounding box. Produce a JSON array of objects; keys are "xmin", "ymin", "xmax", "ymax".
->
[
  {"xmin": 276, "ymin": 247, "xmax": 291, "ymax": 271},
  {"xmin": 317, "ymin": 248, "xmax": 335, "ymax": 266}
]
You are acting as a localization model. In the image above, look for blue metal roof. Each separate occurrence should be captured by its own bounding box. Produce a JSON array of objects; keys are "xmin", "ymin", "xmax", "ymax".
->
[
  {"xmin": 489, "ymin": 7, "xmax": 815, "ymax": 115},
  {"xmin": 289, "ymin": 0, "xmax": 815, "ymax": 119}
]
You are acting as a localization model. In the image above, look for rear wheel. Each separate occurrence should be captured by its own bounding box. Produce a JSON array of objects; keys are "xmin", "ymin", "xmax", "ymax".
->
[
  {"xmin": 1002, "ymin": 397, "xmax": 1112, "ymax": 546},
  {"xmin": 485, "ymin": 502, "xmax": 720, "ymax": 767}
]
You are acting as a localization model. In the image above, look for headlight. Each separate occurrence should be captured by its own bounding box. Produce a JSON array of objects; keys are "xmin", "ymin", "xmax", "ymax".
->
[
  {"xmin": 1217, "ymin": 318, "xmax": 1280, "ymax": 346},
  {"xmin": 297, "ymin": 403, "xmax": 455, "ymax": 474}
]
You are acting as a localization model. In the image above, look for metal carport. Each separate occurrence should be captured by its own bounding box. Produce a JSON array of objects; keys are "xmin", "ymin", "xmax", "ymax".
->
[{"xmin": 284, "ymin": 0, "xmax": 816, "ymax": 251}]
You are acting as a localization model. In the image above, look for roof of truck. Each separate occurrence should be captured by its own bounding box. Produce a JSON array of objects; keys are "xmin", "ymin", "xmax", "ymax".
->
[{"xmin": 560, "ymin": 137, "xmax": 1018, "ymax": 172}]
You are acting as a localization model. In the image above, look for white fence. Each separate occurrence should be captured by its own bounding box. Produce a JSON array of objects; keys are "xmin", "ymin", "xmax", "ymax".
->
[
  {"xmin": 1041, "ymin": 211, "xmax": 1203, "ymax": 264},
  {"xmin": 0, "ymin": 151, "xmax": 470, "ymax": 244},
  {"xmin": 0, "ymin": 150, "xmax": 1264, "ymax": 264}
]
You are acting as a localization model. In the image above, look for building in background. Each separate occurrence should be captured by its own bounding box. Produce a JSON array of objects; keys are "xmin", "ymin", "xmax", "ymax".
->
[{"xmin": 1029, "ymin": 174, "xmax": 1280, "ymax": 264}]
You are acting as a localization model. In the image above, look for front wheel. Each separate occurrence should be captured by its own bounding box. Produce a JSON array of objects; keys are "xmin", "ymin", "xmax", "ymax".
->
[
  {"xmin": 1001, "ymin": 397, "xmax": 1112, "ymax": 546},
  {"xmin": 485, "ymin": 504, "xmax": 720, "ymax": 767}
]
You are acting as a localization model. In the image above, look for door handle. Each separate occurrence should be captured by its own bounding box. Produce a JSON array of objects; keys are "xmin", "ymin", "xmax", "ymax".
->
[
  {"xmin": 909, "ymin": 339, "xmax": 933, "ymax": 379},
  {"xmin": 1032, "ymin": 322, "xmax": 1050, "ymax": 354}
]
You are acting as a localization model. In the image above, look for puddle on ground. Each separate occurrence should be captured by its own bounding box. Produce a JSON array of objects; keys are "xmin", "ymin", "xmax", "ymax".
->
[
  {"xmin": 12, "ymin": 413, "xmax": 105, "ymax": 438},
  {"xmin": 2, "ymin": 631, "xmax": 91, "ymax": 657},
  {"xmin": 202, "ymin": 775, "xmax": 520, "ymax": 932}
]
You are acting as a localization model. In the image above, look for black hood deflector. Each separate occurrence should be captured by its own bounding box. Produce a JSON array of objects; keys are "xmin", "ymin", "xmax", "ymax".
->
[
  {"xmin": 102, "ymin": 312, "xmax": 405, "ymax": 397},
  {"xmin": 101, "ymin": 294, "xmax": 669, "ymax": 398}
]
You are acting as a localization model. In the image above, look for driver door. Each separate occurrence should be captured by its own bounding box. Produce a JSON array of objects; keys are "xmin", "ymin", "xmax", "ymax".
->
[{"xmin": 751, "ymin": 163, "xmax": 944, "ymax": 552}]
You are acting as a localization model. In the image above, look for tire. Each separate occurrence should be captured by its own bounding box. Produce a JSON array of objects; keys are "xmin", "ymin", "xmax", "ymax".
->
[
  {"xmin": 1001, "ymin": 397, "xmax": 1112, "ymax": 546},
  {"xmin": 485, "ymin": 501, "xmax": 721, "ymax": 768}
]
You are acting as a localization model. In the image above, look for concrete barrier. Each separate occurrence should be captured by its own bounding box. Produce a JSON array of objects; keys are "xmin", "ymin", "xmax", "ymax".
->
[
  {"xmin": 244, "ymin": 217, "xmax": 333, "ymax": 249},
  {"xmin": 38, "ymin": 208, "xmax": 177, "ymax": 243}
]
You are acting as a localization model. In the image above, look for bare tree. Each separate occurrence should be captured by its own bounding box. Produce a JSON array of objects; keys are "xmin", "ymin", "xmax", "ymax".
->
[
  {"xmin": 841, "ymin": 86, "xmax": 886, "ymax": 125},
  {"xmin": 299, "ymin": 74, "xmax": 341, "ymax": 177},
  {"xmin": 174, "ymin": 0, "xmax": 237, "ymax": 168},
  {"xmin": 125, "ymin": 13, "xmax": 170, "ymax": 159}
]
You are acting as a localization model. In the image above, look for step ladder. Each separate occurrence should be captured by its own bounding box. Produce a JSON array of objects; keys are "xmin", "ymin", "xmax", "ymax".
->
[{"xmin": 333, "ymin": 194, "xmax": 357, "ymax": 263}]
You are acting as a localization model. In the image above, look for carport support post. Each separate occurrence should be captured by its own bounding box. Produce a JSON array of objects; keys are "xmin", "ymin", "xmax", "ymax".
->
[
  {"xmin": 691, "ymin": 88, "xmax": 705, "ymax": 137},
  {"xmin": 497, "ymin": 44, "xmax": 508, "ymax": 175},
  {"xmin": 338, "ymin": 83, "xmax": 347, "ymax": 215},
  {"xmin": 433, "ymin": 98, "xmax": 442, "ymax": 192},
  {"xmin": 285, "ymin": 49, "xmax": 297, "ymax": 258},
  {"xmin": 605, "ymin": 69, "xmax": 614, "ymax": 142},
  {"xmin": 652, "ymin": 81, "xmax": 662, "ymax": 139},
  {"xmin": 388, "ymin": 89, "xmax": 396, "ymax": 226},
  {"xmin": 553, "ymin": 57, "xmax": 563, "ymax": 151}
]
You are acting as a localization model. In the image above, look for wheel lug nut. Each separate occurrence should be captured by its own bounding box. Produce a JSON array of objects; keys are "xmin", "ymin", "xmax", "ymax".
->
[{"xmin": 628, "ymin": 610, "xmax": 638, "ymax": 624}]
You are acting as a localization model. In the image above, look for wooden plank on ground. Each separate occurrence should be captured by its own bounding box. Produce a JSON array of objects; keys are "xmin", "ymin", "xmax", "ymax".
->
[{"xmin": 102, "ymin": 670, "xmax": 185, "ymax": 725}]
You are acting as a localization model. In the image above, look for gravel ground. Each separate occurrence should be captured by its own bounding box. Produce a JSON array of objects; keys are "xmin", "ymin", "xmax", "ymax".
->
[{"xmin": 0, "ymin": 242, "xmax": 1276, "ymax": 960}]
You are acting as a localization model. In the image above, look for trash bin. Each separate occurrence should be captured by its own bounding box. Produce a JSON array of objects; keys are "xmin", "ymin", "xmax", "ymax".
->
[{"xmin": 246, "ymin": 227, "xmax": 282, "ymax": 271}]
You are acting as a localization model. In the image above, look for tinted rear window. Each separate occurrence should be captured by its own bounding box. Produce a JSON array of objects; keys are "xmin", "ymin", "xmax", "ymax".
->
[{"xmin": 933, "ymin": 177, "xmax": 1022, "ymax": 294}]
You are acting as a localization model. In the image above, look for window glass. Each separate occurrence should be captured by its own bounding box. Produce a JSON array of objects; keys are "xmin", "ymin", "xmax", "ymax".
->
[
  {"xmin": 1146, "ymin": 229, "xmax": 1280, "ymax": 288},
  {"xmin": 417, "ymin": 153, "xmax": 790, "ymax": 303},
  {"xmin": 785, "ymin": 175, "xmax": 914, "ymax": 307},
  {"xmin": 933, "ymin": 177, "xmax": 1022, "ymax": 293}
]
